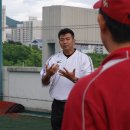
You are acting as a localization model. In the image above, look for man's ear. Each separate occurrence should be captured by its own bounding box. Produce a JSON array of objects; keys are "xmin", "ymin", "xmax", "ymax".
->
[{"xmin": 98, "ymin": 14, "xmax": 107, "ymax": 33}]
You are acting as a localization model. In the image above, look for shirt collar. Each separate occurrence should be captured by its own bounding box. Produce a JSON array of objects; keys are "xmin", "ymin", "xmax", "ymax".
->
[{"xmin": 102, "ymin": 47, "xmax": 130, "ymax": 65}]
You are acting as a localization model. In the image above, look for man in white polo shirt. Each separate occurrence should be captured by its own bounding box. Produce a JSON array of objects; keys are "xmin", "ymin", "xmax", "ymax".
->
[{"xmin": 40, "ymin": 28, "xmax": 94, "ymax": 130}]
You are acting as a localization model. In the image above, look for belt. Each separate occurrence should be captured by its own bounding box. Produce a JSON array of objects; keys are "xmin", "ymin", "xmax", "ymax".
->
[{"xmin": 54, "ymin": 99, "xmax": 66, "ymax": 103}]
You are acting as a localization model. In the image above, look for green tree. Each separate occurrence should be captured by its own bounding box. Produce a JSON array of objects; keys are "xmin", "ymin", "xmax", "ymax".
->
[
  {"xmin": 3, "ymin": 41, "xmax": 42, "ymax": 67},
  {"xmin": 87, "ymin": 53, "xmax": 108, "ymax": 68}
]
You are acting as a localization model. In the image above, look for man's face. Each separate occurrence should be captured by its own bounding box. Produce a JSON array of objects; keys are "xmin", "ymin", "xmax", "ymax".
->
[{"xmin": 59, "ymin": 33, "xmax": 75, "ymax": 52}]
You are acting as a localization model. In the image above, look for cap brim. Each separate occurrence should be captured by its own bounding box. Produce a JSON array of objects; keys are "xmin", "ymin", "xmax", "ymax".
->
[{"xmin": 93, "ymin": 0, "xmax": 102, "ymax": 9}]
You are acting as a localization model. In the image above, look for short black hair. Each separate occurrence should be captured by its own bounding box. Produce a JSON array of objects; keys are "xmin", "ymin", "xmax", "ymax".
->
[
  {"xmin": 99, "ymin": 9, "xmax": 130, "ymax": 43},
  {"xmin": 58, "ymin": 28, "xmax": 75, "ymax": 39}
]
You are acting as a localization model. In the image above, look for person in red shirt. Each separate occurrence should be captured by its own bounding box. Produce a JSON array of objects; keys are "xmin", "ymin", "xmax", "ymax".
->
[{"xmin": 62, "ymin": 0, "xmax": 130, "ymax": 130}]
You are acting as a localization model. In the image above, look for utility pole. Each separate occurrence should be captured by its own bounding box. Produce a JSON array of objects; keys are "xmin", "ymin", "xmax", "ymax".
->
[{"xmin": 0, "ymin": 0, "xmax": 3, "ymax": 100}]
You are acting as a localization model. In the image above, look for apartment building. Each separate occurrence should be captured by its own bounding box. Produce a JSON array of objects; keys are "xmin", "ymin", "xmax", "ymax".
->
[
  {"xmin": 12, "ymin": 17, "xmax": 42, "ymax": 45},
  {"xmin": 16, "ymin": 22, "xmax": 32, "ymax": 43}
]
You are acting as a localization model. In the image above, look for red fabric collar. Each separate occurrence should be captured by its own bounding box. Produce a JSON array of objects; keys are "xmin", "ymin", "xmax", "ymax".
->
[{"xmin": 102, "ymin": 47, "xmax": 130, "ymax": 65}]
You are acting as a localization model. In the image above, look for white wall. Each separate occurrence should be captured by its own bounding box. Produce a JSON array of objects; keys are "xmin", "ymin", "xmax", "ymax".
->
[{"xmin": 3, "ymin": 67, "xmax": 52, "ymax": 112}]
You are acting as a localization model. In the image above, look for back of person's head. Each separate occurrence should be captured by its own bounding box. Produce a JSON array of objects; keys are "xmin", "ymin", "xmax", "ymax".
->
[
  {"xmin": 93, "ymin": 0, "xmax": 130, "ymax": 43},
  {"xmin": 58, "ymin": 28, "xmax": 74, "ymax": 39}
]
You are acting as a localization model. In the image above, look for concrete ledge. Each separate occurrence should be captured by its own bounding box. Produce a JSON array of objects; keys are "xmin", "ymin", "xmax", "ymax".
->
[
  {"xmin": 25, "ymin": 107, "xmax": 51, "ymax": 113},
  {"xmin": 6, "ymin": 67, "xmax": 42, "ymax": 73}
]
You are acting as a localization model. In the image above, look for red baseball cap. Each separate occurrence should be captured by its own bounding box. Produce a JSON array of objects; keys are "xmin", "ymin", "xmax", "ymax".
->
[{"xmin": 93, "ymin": 0, "xmax": 130, "ymax": 25}]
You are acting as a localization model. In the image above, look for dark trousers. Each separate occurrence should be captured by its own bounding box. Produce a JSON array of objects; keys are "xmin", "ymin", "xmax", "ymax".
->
[{"xmin": 51, "ymin": 99, "xmax": 66, "ymax": 130}]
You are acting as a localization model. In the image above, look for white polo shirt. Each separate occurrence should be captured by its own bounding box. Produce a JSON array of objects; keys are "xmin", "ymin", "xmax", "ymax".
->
[{"xmin": 40, "ymin": 50, "xmax": 93, "ymax": 100}]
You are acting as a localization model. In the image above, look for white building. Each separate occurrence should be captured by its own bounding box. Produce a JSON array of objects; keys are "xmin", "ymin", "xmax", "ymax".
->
[
  {"xmin": 12, "ymin": 17, "xmax": 42, "ymax": 45},
  {"xmin": 42, "ymin": 5, "xmax": 107, "ymax": 64},
  {"xmin": 2, "ymin": 5, "xmax": 6, "ymax": 42},
  {"xmin": 16, "ymin": 21, "xmax": 32, "ymax": 43},
  {"xmin": 32, "ymin": 20, "xmax": 42, "ymax": 40}
]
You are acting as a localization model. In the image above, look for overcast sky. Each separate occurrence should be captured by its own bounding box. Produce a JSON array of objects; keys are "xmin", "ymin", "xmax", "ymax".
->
[{"xmin": 2, "ymin": 0, "xmax": 97, "ymax": 21}]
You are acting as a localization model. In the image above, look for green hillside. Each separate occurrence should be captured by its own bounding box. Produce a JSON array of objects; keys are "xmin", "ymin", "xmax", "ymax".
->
[{"xmin": 6, "ymin": 16, "xmax": 23, "ymax": 27}]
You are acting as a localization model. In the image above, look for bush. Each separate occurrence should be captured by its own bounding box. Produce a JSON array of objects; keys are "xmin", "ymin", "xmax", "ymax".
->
[
  {"xmin": 87, "ymin": 53, "xmax": 108, "ymax": 68},
  {"xmin": 3, "ymin": 42, "xmax": 42, "ymax": 67}
]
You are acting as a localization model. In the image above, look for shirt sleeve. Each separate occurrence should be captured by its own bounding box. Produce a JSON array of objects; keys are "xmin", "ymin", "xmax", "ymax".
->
[
  {"xmin": 80, "ymin": 55, "xmax": 94, "ymax": 77},
  {"xmin": 40, "ymin": 64, "xmax": 47, "ymax": 78},
  {"xmin": 40, "ymin": 56, "xmax": 53, "ymax": 77}
]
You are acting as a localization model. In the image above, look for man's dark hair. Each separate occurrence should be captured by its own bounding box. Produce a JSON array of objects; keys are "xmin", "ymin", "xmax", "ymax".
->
[
  {"xmin": 99, "ymin": 9, "xmax": 130, "ymax": 43},
  {"xmin": 58, "ymin": 28, "xmax": 75, "ymax": 39}
]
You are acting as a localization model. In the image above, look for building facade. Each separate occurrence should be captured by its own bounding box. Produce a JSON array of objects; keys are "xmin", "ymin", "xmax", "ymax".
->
[{"xmin": 12, "ymin": 17, "xmax": 42, "ymax": 45}]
